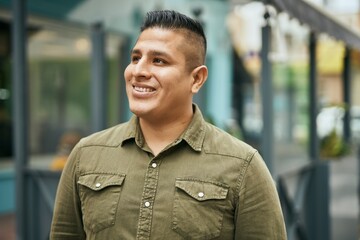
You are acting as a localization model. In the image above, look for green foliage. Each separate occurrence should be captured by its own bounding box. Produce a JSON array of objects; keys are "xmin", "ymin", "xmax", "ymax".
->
[{"xmin": 320, "ymin": 129, "xmax": 349, "ymax": 158}]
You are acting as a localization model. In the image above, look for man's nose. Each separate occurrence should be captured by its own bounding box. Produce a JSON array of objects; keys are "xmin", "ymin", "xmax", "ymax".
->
[{"xmin": 133, "ymin": 59, "xmax": 151, "ymax": 79}]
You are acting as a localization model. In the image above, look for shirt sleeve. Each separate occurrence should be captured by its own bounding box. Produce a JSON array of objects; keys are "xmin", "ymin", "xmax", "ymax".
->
[
  {"xmin": 50, "ymin": 144, "xmax": 86, "ymax": 239},
  {"xmin": 234, "ymin": 151, "xmax": 287, "ymax": 239}
]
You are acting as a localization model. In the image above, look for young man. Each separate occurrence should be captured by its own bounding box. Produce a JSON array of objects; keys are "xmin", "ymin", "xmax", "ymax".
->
[{"xmin": 50, "ymin": 10, "xmax": 286, "ymax": 239}]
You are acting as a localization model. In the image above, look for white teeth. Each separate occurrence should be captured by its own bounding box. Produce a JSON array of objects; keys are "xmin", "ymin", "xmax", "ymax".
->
[{"xmin": 134, "ymin": 86, "xmax": 154, "ymax": 92}]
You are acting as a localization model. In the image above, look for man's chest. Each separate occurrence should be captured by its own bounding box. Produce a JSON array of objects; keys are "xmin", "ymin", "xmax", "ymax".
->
[{"xmin": 77, "ymin": 145, "xmax": 242, "ymax": 239}]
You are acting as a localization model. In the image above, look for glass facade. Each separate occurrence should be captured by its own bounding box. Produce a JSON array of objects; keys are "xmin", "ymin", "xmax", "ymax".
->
[
  {"xmin": 0, "ymin": 12, "xmax": 126, "ymax": 170},
  {"xmin": 28, "ymin": 21, "xmax": 91, "ymax": 158}
]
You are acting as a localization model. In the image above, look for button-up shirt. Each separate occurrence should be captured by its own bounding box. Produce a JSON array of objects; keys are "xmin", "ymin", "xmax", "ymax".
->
[{"xmin": 50, "ymin": 105, "xmax": 286, "ymax": 240}]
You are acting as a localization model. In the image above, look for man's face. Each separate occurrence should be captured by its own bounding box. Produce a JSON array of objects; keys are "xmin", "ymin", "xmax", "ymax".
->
[{"xmin": 124, "ymin": 28, "xmax": 196, "ymax": 122}]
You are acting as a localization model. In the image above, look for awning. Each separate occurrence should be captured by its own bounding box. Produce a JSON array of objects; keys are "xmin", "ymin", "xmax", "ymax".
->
[{"xmin": 265, "ymin": 0, "xmax": 360, "ymax": 50}]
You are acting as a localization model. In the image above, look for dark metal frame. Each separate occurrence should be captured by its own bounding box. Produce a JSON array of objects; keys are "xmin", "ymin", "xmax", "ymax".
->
[
  {"xmin": 343, "ymin": 47, "xmax": 351, "ymax": 143},
  {"xmin": 91, "ymin": 22, "xmax": 107, "ymax": 132},
  {"xmin": 308, "ymin": 32, "xmax": 319, "ymax": 161},
  {"xmin": 12, "ymin": 0, "xmax": 28, "ymax": 239},
  {"xmin": 260, "ymin": 11, "xmax": 274, "ymax": 173}
]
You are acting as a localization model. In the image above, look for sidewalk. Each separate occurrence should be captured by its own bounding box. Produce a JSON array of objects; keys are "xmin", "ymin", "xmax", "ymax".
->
[{"xmin": 330, "ymin": 153, "xmax": 359, "ymax": 240}]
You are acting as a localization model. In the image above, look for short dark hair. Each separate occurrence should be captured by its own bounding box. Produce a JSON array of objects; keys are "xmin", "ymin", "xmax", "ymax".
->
[{"xmin": 141, "ymin": 10, "xmax": 207, "ymax": 65}]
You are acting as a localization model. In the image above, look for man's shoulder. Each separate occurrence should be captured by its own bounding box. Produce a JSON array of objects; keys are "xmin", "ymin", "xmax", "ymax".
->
[
  {"xmin": 77, "ymin": 122, "xmax": 130, "ymax": 148},
  {"xmin": 203, "ymin": 122, "xmax": 257, "ymax": 160}
]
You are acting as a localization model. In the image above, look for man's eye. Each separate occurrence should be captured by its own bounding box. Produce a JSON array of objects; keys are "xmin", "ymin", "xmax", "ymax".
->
[
  {"xmin": 131, "ymin": 56, "xmax": 140, "ymax": 62},
  {"xmin": 153, "ymin": 58, "xmax": 165, "ymax": 64}
]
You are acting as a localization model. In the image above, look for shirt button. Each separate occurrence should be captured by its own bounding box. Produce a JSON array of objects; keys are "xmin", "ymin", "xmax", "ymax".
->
[
  {"xmin": 95, "ymin": 183, "xmax": 101, "ymax": 188},
  {"xmin": 198, "ymin": 192, "xmax": 205, "ymax": 198},
  {"xmin": 151, "ymin": 162, "xmax": 157, "ymax": 168},
  {"xmin": 144, "ymin": 201, "xmax": 151, "ymax": 207}
]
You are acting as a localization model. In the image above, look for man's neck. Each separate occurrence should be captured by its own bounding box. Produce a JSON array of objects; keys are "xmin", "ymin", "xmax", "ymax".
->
[{"xmin": 139, "ymin": 109, "xmax": 193, "ymax": 156}]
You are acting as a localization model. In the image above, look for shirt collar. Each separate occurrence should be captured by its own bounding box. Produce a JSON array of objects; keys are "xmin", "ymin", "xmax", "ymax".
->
[
  {"xmin": 180, "ymin": 104, "xmax": 206, "ymax": 152},
  {"xmin": 120, "ymin": 104, "xmax": 206, "ymax": 152},
  {"xmin": 120, "ymin": 115, "xmax": 140, "ymax": 146}
]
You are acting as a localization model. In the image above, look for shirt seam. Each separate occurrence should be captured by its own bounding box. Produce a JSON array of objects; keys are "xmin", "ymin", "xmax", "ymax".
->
[
  {"xmin": 234, "ymin": 150, "xmax": 257, "ymax": 204},
  {"xmin": 75, "ymin": 146, "xmax": 81, "ymax": 185},
  {"xmin": 74, "ymin": 145, "xmax": 84, "ymax": 237},
  {"xmin": 175, "ymin": 178, "xmax": 229, "ymax": 188},
  {"xmin": 78, "ymin": 143, "xmax": 121, "ymax": 149},
  {"xmin": 79, "ymin": 172, "xmax": 126, "ymax": 176},
  {"xmin": 202, "ymin": 150, "xmax": 253, "ymax": 161}
]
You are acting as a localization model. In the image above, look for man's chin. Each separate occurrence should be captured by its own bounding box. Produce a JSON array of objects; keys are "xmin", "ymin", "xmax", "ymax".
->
[{"xmin": 129, "ymin": 106, "xmax": 149, "ymax": 118}]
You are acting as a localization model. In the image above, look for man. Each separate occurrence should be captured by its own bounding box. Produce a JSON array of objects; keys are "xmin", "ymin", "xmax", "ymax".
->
[{"xmin": 50, "ymin": 10, "xmax": 286, "ymax": 239}]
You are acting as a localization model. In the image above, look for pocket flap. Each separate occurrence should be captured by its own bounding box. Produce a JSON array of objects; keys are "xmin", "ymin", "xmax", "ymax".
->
[
  {"xmin": 175, "ymin": 179, "xmax": 228, "ymax": 201},
  {"xmin": 78, "ymin": 173, "xmax": 125, "ymax": 191}
]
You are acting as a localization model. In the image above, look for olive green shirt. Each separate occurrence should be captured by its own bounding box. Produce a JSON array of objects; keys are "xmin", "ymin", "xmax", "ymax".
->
[{"xmin": 50, "ymin": 105, "xmax": 286, "ymax": 240}]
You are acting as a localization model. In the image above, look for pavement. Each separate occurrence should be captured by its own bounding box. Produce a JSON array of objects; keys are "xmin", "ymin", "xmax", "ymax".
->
[{"xmin": 330, "ymin": 152, "xmax": 359, "ymax": 240}]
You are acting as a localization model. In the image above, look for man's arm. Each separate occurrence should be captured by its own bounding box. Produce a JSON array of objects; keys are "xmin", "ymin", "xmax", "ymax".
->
[
  {"xmin": 235, "ymin": 152, "xmax": 287, "ymax": 239},
  {"xmin": 50, "ymin": 145, "xmax": 86, "ymax": 239}
]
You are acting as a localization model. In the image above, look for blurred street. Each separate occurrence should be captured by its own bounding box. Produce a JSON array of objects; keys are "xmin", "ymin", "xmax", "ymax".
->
[{"xmin": 274, "ymin": 141, "xmax": 359, "ymax": 240}]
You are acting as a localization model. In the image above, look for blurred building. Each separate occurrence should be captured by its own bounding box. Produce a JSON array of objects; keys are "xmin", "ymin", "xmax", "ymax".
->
[
  {"xmin": 0, "ymin": 0, "xmax": 234, "ymax": 157},
  {"xmin": 0, "ymin": 0, "xmax": 234, "ymax": 227},
  {"xmin": 228, "ymin": 0, "xmax": 360, "ymax": 151}
]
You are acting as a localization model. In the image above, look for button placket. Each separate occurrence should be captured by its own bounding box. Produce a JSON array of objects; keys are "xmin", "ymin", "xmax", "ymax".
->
[{"xmin": 136, "ymin": 159, "xmax": 161, "ymax": 239}]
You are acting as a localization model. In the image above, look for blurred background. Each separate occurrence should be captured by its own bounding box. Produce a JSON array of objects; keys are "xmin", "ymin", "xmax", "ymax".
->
[{"xmin": 0, "ymin": 0, "xmax": 360, "ymax": 239}]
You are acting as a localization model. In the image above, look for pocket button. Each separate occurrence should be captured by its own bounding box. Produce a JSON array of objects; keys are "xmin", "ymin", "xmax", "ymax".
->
[
  {"xmin": 198, "ymin": 192, "xmax": 204, "ymax": 198},
  {"xmin": 95, "ymin": 182, "xmax": 101, "ymax": 188}
]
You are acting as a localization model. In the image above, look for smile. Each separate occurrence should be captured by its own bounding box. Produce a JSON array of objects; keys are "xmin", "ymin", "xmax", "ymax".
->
[{"xmin": 133, "ymin": 86, "xmax": 155, "ymax": 93}]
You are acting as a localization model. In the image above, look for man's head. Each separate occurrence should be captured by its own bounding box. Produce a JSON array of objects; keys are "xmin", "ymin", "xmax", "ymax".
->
[
  {"xmin": 140, "ymin": 10, "xmax": 207, "ymax": 70},
  {"xmin": 124, "ymin": 10, "xmax": 208, "ymax": 123}
]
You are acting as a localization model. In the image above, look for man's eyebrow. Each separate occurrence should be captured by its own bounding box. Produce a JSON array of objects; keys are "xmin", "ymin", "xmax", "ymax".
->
[
  {"xmin": 149, "ymin": 50, "xmax": 171, "ymax": 58},
  {"xmin": 131, "ymin": 49, "xmax": 172, "ymax": 59},
  {"xmin": 131, "ymin": 49, "xmax": 141, "ymax": 55}
]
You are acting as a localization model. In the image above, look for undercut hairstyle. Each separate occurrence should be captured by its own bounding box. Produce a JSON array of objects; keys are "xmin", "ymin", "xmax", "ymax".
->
[{"xmin": 140, "ymin": 10, "xmax": 207, "ymax": 69}]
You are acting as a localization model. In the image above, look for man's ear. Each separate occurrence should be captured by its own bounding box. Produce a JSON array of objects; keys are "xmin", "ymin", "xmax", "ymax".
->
[{"xmin": 191, "ymin": 65, "xmax": 208, "ymax": 93}]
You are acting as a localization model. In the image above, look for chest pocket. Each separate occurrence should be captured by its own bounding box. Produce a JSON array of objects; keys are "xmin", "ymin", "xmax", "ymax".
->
[
  {"xmin": 172, "ymin": 178, "xmax": 229, "ymax": 240},
  {"xmin": 78, "ymin": 173, "xmax": 126, "ymax": 233}
]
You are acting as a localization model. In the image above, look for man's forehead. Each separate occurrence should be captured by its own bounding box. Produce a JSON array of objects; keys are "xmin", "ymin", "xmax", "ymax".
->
[
  {"xmin": 133, "ymin": 27, "xmax": 204, "ymax": 67},
  {"xmin": 133, "ymin": 28, "xmax": 187, "ymax": 52},
  {"xmin": 137, "ymin": 27, "xmax": 187, "ymax": 42}
]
